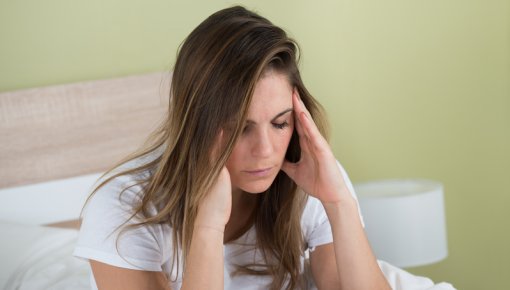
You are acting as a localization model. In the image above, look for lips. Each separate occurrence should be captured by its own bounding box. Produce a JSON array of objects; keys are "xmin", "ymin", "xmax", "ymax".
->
[{"xmin": 244, "ymin": 167, "xmax": 273, "ymax": 177}]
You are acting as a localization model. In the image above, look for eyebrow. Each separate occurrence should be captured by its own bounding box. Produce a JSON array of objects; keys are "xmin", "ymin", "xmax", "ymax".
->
[{"xmin": 246, "ymin": 108, "xmax": 293, "ymax": 125}]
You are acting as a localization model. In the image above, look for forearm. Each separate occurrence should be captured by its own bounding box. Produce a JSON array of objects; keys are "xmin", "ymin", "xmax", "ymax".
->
[
  {"xmin": 180, "ymin": 225, "xmax": 224, "ymax": 290},
  {"xmin": 323, "ymin": 197, "xmax": 390, "ymax": 290}
]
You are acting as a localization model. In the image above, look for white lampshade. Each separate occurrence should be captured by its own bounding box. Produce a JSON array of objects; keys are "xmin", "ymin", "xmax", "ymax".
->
[{"xmin": 354, "ymin": 179, "xmax": 448, "ymax": 268}]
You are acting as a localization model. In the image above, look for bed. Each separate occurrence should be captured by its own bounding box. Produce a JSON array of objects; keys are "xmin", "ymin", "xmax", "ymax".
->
[
  {"xmin": 0, "ymin": 173, "xmax": 104, "ymax": 290},
  {"xmin": 0, "ymin": 72, "xmax": 169, "ymax": 290},
  {"xmin": 0, "ymin": 72, "xmax": 454, "ymax": 290}
]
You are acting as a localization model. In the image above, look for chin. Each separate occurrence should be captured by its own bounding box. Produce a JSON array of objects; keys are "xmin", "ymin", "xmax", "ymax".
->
[{"xmin": 239, "ymin": 178, "xmax": 276, "ymax": 194}]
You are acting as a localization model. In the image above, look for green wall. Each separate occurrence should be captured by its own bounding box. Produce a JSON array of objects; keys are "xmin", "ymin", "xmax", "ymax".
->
[{"xmin": 1, "ymin": 1, "xmax": 508, "ymax": 289}]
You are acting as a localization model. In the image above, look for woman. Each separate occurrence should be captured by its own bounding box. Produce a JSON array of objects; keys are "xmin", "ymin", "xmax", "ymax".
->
[{"xmin": 74, "ymin": 6, "xmax": 390, "ymax": 290}]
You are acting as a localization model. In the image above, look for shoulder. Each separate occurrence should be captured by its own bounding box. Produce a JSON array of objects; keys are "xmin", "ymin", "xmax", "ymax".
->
[
  {"xmin": 335, "ymin": 160, "xmax": 365, "ymax": 227},
  {"xmin": 74, "ymin": 152, "xmax": 173, "ymax": 271},
  {"xmin": 299, "ymin": 161, "xmax": 365, "ymax": 248},
  {"xmin": 301, "ymin": 195, "xmax": 325, "ymax": 222},
  {"xmin": 83, "ymin": 149, "xmax": 164, "ymax": 222},
  {"xmin": 300, "ymin": 160, "xmax": 361, "ymax": 226},
  {"xmin": 300, "ymin": 195, "xmax": 332, "ymax": 251}
]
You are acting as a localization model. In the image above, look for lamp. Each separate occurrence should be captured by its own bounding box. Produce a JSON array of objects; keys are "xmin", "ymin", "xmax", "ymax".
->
[{"xmin": 354, "ymin": 179, "xmax": 448, "ymax": 268}]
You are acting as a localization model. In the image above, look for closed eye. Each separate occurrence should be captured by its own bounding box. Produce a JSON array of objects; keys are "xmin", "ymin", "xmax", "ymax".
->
[
  {"xmin": 273, "ymin": 121, "xmax": 289, "ymax": 129},
  {"xmin": 242, "ymin": 124, "xmax": 251, "ymax": 133}
]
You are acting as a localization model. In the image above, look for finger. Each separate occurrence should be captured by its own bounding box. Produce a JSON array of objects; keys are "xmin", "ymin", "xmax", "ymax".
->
[
  {"xmin": 298, "ymin": 111, "xmax": 327, "ymax": 152},
  {"xmin": 292, "ymin": 90, "xmax": 315, "ymax": 155},
  {"xmin": 292, "ymin": 90, "xmax": 305, "ymax": 137},
  {"xmin": 293, "ymin": 90, "xmax": 319, "ymax": 143},
  {"xmin": 294, "ymin": 89, "xmax": 312, "ymax": 120},
  {"xmin": 292, "ymin": 90, "xmax": 328, "ymax": 151},
  {"xmin": 293, "ymin": 90, "xmax": 315, "ymax": 141}
]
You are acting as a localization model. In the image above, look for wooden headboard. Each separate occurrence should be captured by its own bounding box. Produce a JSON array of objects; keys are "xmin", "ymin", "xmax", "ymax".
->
[{"xmin": 0, "ymin": 72, "xmax": 170, "ymax": 189}]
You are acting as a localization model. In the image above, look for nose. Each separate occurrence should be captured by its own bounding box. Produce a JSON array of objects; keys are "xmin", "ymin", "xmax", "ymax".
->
[{"xmin": 251, "ymin": 129, "xmax": 273, "ymax": 158}]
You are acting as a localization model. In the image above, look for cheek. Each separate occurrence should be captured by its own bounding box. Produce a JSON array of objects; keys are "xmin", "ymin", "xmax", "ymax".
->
[
  {"xmin": 283, "ymin": 123, "xmax": 295, "ymax": 146},
  {"xmin": 225, "ymin": 125, "xmax": 295, "ymax": 169},
  {"xmin": 225, "ymin": 143, "xmax": 243, "ymax": 171},
  {"xmin": 276, "ymin": 128, "xmax": 294, "ymax": 154}
]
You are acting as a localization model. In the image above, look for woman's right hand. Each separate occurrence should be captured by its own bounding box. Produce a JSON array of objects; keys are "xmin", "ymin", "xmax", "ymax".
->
[
  {"xmin": 195, "ymin": 130, "xmax": 232, "ymax": 231},
  {"xmin": 195, "ymin": 166, "xmax": 232, "ymax": 231},
  {"xmin": 184, "ymin": 150, "xmax": 231, "ymax": 290}
]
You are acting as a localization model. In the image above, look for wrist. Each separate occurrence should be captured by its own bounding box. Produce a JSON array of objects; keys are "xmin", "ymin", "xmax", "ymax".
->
[
  {"xmin": 321, "ymin": 188, "xmax": 357, "ymax": 208},
  {"xmin": 322, "ymin": 195, "xmax": 359, "ymax": 217},
  {"xmin": 195, "ymin": 211, "xmax": 226, "ymax": 231},
  {"xmin": 194, "ymin": 224, "xmax": 225, "ymax": 234},
  {"xmin": 195, "ymin": 206, "xmax": 228, "ymax": 227}
]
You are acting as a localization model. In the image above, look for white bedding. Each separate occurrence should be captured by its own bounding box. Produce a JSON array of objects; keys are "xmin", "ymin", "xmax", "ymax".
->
[
  {"xmin": 0, "ymin": 221, "xmax": 455, "ymax": 290},
  {"xmin": 0, "ymin": 174, "xmax": 99, "ymax": 289},
  {"xmin": 0, "ymin": 174, "xmax": 455, "ymax": 290},
  {"xmin": 0, "ymin": 173, "xmax": 101, "ymax": 226},
  {"xmin": 0, "ymin": 222, "xmax": 89, "ymax": 290},
  {"xmin": 377, "ymin": 261, "xmax": 455, "ymax": 290}
]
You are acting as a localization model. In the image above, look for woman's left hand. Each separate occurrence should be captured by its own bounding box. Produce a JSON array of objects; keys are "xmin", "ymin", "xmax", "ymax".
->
[{"xmin": 281, "ymin": 89, "xmax": 350, "ymax": 204}]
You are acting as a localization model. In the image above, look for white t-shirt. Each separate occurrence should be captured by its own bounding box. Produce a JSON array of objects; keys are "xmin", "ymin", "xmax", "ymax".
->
[{"xmin": 73, "ymin": 159, "xmax": 363, "ymax": 290}]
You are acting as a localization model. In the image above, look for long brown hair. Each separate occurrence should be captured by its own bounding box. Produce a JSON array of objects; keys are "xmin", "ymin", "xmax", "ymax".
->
[{"xmin": 87, "ymin": 6, "xmax": 329, "ymax": 290}]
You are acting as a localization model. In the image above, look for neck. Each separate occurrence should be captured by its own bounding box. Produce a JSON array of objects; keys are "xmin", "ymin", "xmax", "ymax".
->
[
  {"xmin": 231, "ymin": 187, "xmax": 259, "ymax": 215},
  {"xmin": 224, "ymin": 187, "xmax": 259, "ymax": 243}
]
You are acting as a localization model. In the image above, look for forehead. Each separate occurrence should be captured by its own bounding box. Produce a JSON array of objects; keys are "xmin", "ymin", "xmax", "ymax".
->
[{"xmin": 247, "ymin": 71, "xmax": 293, "ymax": 119}]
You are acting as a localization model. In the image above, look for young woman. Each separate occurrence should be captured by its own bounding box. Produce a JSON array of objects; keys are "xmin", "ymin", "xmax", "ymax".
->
[{"xmin": 74, "ymin": 6, "xmax": 391, "ymax": 290}]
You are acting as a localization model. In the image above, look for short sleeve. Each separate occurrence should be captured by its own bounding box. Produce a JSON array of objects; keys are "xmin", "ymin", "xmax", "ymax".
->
[
  {"xmin": 73, "ymin": 174, "xmax": 170, "ymax": 271},
  {"xmin": 337, "ymin": 160, "xmax": 365, "ymax": 228},
  {"xmin": 301, "ymin": 161, "xmax": 365, "ymax": 252},
  {"xmin": 301, "ymin": 196, "xmax": 333, "ymax": 252}
]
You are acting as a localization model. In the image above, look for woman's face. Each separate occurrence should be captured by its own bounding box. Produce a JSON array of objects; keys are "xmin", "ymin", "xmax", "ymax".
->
[{"xmin": 226, "ymin": 70, "xmax": 295, "ymax": 194}]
